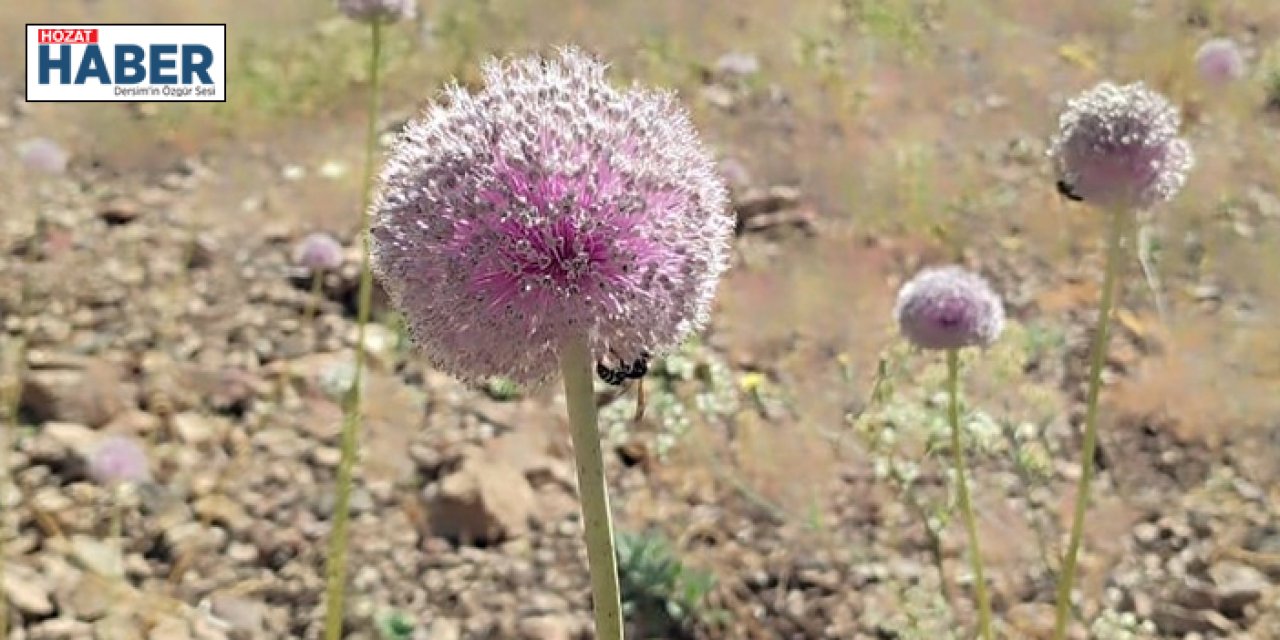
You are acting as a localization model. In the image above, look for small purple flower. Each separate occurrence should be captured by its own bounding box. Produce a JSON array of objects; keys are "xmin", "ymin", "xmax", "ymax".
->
[
  {"xmin": 1195, "ymin": 38, "xmax": 1246, "ymax": 86},
  {"xmin": 87, "ymin": 436, "xmax": 151, "ymax": 485},
  {"xmin": 18, "ymin": 138, "xmax": 70, "ymax": 174},
  {"xmin": 336, "ymin": 0, "xmax": 416, "ymax": 23},
  {"xmin": 895, "ymin": 266, "xmax": 1005, "ymax": 351},
  {"xmin": 293, "ymin": 232, "xmax": 346, "ymax": 272},
  {"xmin": 1048, "ymin": 82, "xmax": 1195, "ymax": 211},
  {"xmin": 370, "ymin": 47, "xmax": 734, "ymax": 385}
]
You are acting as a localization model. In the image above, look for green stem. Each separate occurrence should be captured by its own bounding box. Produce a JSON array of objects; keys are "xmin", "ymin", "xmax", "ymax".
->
[
  {"xmin": 323, "ymin": 18, "xmax": 382, "ymax": 640},
  {"xmin": 559, "ymin": 335, "xmax": 624, "ymax": 640},
  {"xmin": 947, "ymin": 349, "xmax": 992, "ymax": 640},
  {"xmin": 1052, "ymin": 209, "xmax": 1127, "ymax": 639},
  {"xmin": 304, "ymin": 269, "xmax": 325, "ymax": 325},
  {"xmin": 108, "ymin": 485, "xmax": 126, "ymax": 577}
]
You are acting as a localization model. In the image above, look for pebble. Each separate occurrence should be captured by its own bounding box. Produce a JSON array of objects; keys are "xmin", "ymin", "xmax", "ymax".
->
[
  {"xmin": 193, "ymin": 495, "xmax": 252, "ymax": 532},
  {"xmin": 98, "ymin": 197, "xmax": 144, "ymax": 225},
  {"xmin": 27, "ymin": 617, "xmax": 94, "ymax": 638},
  {"xmin": 517, "ymin": 615, "xmax": 575, "ymax": 640},
  {"xmin": 208, "ymin": 593, "xmax": 267, "ymax": 636},
  {"xmin": 70, "ymin": 534, "xmax": 124, "ymax": 578},
  {"xmin": 713, "ymin": 51, "xmax": 761, "ymax": 78},
  {"xmin": 3, "ymin": 564, "xmax": 54, "ymax": 615},
  {"xmin": 171, "ymin": 412, "xmax": 223, "ymax": 446},
  {"xmin": 1209, "ymin": 560, "xmax": 1269, "ymax": 617}
]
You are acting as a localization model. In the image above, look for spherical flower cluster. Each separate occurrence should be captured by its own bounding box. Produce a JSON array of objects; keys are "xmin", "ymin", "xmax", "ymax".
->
[
  {"xmin": 1195, "ymin": 38, "xmax": 1246, "ymax": 85},
  {"xmin": 293, "ymin": 232, "xmax": 346, "ymax": 272},
  {"xmin": 370, "ymin": 47, "xmax": 734, "ymax": 385},
  {"xmin": 1048, "ymin": 82, "xmax": 1195, "ymax": 211},
  {"xmin": 894, "ymin": 266, "xmax": 1005, "ymax": 351},
  {"xmin": 18, "ymin": 138, "xmax": 70, "ymax": 174},
  {"xmin": 87, "ymin": 436, "xmax": 151, "ymax": 485},
  {"xmin": 336, "ymin": 0, "xmax": 416, "ymax": 23}
]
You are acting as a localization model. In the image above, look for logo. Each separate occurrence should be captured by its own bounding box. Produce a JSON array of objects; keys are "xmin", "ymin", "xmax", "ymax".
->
[{"xmin": 26, "ymin": 24, "xmax": 226, "ymax": 102}]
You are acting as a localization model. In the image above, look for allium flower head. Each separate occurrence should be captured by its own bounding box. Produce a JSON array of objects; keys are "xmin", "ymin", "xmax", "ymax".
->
[
  {"xmin": 293, "ymin": 232, "xmax": 346, "ymax": 271},
  {"xmin": 370, "ymin": 47, "xmax": 734, "ymax": 385},
  {"xmin": 894, "ymin": 266, "xmax": 1005, "ymax": 351},
  {"xmin": 1195, "ymin": 38, "xmax": 1246, "ymax": 85},
  {"xmin": 1048, "ymin": 82, "xmax": 1195, "ymax": 211},
  {"xmin": 336, "ymin": 0, "xmax": 416, "ymax": 23},
  {"xmin": 87, "ymin": 436, "xmax": 151, "ymax": 485},
  {"xmin": 18, "ymin": 138, "xmax": 70, "ymax": 174}
]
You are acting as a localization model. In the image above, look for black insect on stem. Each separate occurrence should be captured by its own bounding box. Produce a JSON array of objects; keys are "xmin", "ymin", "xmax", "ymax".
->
[
  {"xmin": 595, "ymin": 361, "xmax": 629, "ymax": 386},
  {"xmin": 595, "ymin": 350, "xmax": 651, "ymax": 386}
]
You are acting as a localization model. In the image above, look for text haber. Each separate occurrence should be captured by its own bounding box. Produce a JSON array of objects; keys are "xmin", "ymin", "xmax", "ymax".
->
[{"xmin": 37, "ymin": 29, "xmax": 99, "ymax": 45}]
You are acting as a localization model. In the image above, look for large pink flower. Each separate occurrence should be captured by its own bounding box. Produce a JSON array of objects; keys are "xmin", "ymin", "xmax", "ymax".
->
[
  {"xmin": 370, "ymin": 47, "xmax": 734, "ymax": 384},
  {"xmin": 1048, "ymin": 82, "xmax": 1194, "ymax": 211}
]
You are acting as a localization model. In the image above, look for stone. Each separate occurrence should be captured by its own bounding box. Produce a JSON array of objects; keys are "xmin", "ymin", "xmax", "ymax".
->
[
  {"xmin": 94, "ymin": 614, "xmax": 145, "ymax": 639},
  {"xmin": 70, "ymin": 535, "xmax": 125, "ymax": 578},
  {"xmin": 1247, "ymin": 185, "xmax": 1280, "ymax": 219},
  {"xmin": 1133, "ymin": 521, "xmax": 1160, "ymax": 545},
  {"xmin": 1152, "ymin": 603, "xmax": 1222, "ymax": 635},
  {"xmin": 734, "ymin": 185, "xmax": 803, "ymax": 218},
  {"xmin": 147, "ymin": 616, "xmax": 193, "ymax": 640},
  {"xmin": 713, "ymin": 51, "xmax": 760, "ymax": 78},
  {"xmin": 208, "ymin": 593, "xmax": 267, "ymax": 637},
  {"xmin": 700, "ymin": 85, "xmax": 735, "ymax": 110},
  {"xmin": 163, "ymin": 522, "xmax": 221, "ymax": 556},
  {"xmin": 427, "ymin": 618, "xmax": 462, "ymax": 640},
  {"xmin": 310, "ymin": 446, "xmax": 341, "ymax": 468},
  {"xmin": 59, "ymin": 575, "xmax": 114, "ymax": 621},
  {"xmin": 102, "ymin": 410, "xmax": 163, "ymax": 437},
  {"xmin": 517, "ymin": 615, "xmax": 574, "ymax": 640},
  {"xmin": 192, "ymin": 495, "xmax": 252, "ymax": 532},
  {"xmin": 170, "ymin": 412, "xmax": 226, "ymax": 446},
  {"xmin": 428, "ymin": 456, "xmax": 536, "ymax": 546},
  {"xmin": 42, "ymin": 422, "xmax": 101, "ymax": 458},
  {"xmin": 27, "ymin": 617, "xmax": 94, "ymax": 638},
  {"xmin": 30, "ymin": 486, "xmax": 75, "ymax": 515},
  {"xmin": 21, "ymin": 360, "xmax": 134, "ymax": 427},
  {"xmin": 3, "ymin": 563, "xmax": 55, "ymax": 615},
  {"xmin": 98, "ymin": 197, "xmax": 143, "ymax": 225},
  {"xmin": 347, "ymin": 323, "xmax": 400, "ymax": 370},
  {"xmin": 1209, "ymin": 560, "xmax": 1269, "ymax": 617}
]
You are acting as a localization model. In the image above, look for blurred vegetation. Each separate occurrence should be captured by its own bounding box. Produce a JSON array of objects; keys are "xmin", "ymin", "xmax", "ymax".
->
[{"xmin": 616, "ymin": 529, "xmax": 720, "ymax": 636}]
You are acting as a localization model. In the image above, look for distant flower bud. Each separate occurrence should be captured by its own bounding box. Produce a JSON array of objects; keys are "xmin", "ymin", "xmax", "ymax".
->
[
  {"xmin": 18, "ymin": 138, "xmax": 70, "ymax": 174},
  {"xmin": 371, "ymin": 47, "xmax": 734, "ymax": 385},
  {"xmin": 895, "ymin": 266, "xmax": 1005, "ymax": 351},
  {"xmin": 336, "ymin": 0, "xmax": 416, "ymax": 23},
  {"xmin": 293, "ymin": 232, "xmax": 345, "ymax": 272},
  {"xmin": 87, "ymin": 436, "xmax": 151, "ymax": 485},
  {"xmin": 1195, "ymin": 38, "xmax": 1246, "ymax": 85},
  {"xmin": 1048, "ymin": 82, "xmax": 1194, "ymax": 211}
]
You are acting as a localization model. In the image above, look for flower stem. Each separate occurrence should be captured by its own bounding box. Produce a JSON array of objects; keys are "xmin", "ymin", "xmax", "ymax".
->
[
  {"xmin": 947, "ymin": 349, "xmax": 992, "ymax": 640},
  {"xmin": 304, "ymin": 268, "xmax": 325, "ymax": 325},
  {"xmin": 559, "ymin": 335, "xmax": 624, "ymax": 640},
  {"xmin": 1052, "ymin": 208, "xmax": 1127, "ymax": 639},
  {"xmin": 323, "ymin": 18, "xmax": 382, "ymax": 640}
]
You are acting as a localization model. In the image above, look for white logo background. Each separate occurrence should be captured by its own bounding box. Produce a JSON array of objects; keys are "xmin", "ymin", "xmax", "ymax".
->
[{"xmin": 26, "ymin": 24, "xmax": 226, "ymax": 102}]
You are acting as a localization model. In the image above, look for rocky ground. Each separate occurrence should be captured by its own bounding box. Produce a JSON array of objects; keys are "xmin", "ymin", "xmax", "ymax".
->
[{"xmin": 3, "ymin": 1, "xmax": 1280, "ymax": 639}]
